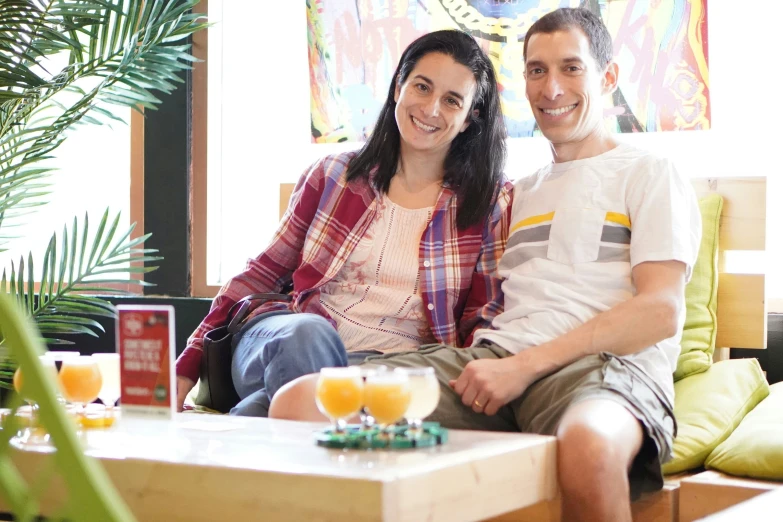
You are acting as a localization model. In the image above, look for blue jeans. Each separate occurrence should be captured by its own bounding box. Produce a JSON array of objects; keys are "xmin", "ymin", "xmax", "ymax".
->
[{"xmin": 229, "ymin": 311, "xmax": 378, "ymax": 417}]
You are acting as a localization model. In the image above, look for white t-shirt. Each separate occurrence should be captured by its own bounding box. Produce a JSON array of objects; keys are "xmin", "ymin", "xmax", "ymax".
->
[{"xmin": 475, "ymin": 143, "xmax": 701, "ymax": 400}]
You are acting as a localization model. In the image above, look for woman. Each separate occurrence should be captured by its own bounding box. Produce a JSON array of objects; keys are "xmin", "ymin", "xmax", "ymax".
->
[{"xmin": 176, "ymin": 30, "xmax": 512, "ymax": 416}]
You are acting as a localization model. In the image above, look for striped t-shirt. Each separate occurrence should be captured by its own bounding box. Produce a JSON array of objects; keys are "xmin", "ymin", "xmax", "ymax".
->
[{"xmin": 475, "ymin": 143, "xmax": 701, "ymax": 402}]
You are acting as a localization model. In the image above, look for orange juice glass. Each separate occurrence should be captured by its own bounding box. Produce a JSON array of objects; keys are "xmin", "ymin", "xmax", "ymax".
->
[
  {"xmin": 394, "ymin": 367, "xmax": 440, "ymax": 434},
  {"xmin": 13, "ymin": 367, "xmax": 25, "ymax": 399},
  {"xmin": 315, "ymin": 367, "xmax": 364, "ymax": 433},
  {"xmin": 13, "ymin": 357, "xmax": 58, "ymax": 402},
  {"xmin": 12, "ymin": 357, "xmax": 58, "ymax": 446},
  {"xmin": 363, "ymin": 372, "xmax": 411, "ymax": 435},
  {"xmin": 59, "ymin": 356, "xmax": 102, "ymax": 409}
]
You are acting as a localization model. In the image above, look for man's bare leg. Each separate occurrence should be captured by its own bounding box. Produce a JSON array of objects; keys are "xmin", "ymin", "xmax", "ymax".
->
[
  {"xmin": 269, "ymin": 374, "xmax": 327, "ymax": 421},
  {"xmin": 556, "ymin": 399, "xmax": 644, "ymax": 522}
]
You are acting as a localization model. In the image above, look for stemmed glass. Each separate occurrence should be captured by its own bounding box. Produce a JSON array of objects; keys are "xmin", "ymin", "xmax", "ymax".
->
[
  {"xmin": 315, "ymin": 367, "xmax": 364, "ymax": 434},
  {"xmin": 394, "ymin": 367, "xmax": 440, "ymax": 436},
  {"xmin": 12, "ymin": 356, "xmax": 58, "ymax": 446},
  {"xmin": 363, "ymin": 371, "xmax": 411, "ymax": 439},
  {"xmin": 357, "ymin": 367, "xmax": 384, "ymax": 430},
  {"xmin": 42, "ymin": 351, "xmax": 81, "ymax": 364},
  {"xmin": 58, "ymin": 356, "xmax": 102, "ymax": 417},
  {"xmin": 91, "ymin": 353, "xmax": 120, "ymax": 422}
]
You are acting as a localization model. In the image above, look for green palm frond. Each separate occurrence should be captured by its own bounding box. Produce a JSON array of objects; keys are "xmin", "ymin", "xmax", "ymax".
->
[
  {"xmin": 0, "ymin": 208, "xmax": 160, "ymax": 349},
  {"xmin": 0, "ymin": 0, "xmax": 205, "ymax": 389},
  {"xmin": 0, "ymin": 0, "xmax": 207, "ymax": 231}
]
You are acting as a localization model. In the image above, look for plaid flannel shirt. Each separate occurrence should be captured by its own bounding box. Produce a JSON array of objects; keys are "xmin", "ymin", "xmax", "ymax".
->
[{"xmin": 176, "ymin": 151, "xmax": 512, "ymax": 382}]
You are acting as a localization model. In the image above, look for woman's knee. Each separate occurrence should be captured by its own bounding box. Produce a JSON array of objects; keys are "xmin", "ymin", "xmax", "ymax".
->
[
  {"xmin": 268, "ymin": 314, "xmax": 346, "ymax": 370},
  {"xmin": 280, "ymin": 314, "xmax": 339, "ymax": 342}
]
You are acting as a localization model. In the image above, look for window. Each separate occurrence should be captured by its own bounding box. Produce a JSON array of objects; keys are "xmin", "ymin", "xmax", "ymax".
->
[
  {"xmin": 192, "ymin": 0, "xmax": 352, "ymax": 295},
  {"xmin": 0, "ymin": 105, "xmax": 138, "ymax": 286}
]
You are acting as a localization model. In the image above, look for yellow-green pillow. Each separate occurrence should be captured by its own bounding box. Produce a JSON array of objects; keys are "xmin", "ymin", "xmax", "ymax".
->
[
  {"xmin": 663, "ymin": 358, "xmax": 769, "ymax": 475},
  {"xmin": 676, "ymin": 193, "xmax": 723, "ymax": 381},
  {"xmin": 705, "ymin": 382, "xmax": 783, "ymax": 480}
]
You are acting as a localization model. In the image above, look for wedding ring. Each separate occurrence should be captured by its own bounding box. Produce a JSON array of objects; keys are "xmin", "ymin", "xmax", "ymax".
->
[{"xmin": 474, "ymin": 400, "xmax": 483, "ymax": 409}]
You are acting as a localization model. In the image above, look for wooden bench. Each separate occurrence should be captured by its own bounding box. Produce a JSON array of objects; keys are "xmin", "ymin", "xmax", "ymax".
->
[
  {"xmin": 679, "ymin": 470, "xmax": 782, "ymax": 521},
  {"xmin": 486, "ymin": 475, "xmax": 683, "ymax": 522},
  {"xmin": 697, "ymin": 483, "xmax": 783, "ymax": 520}
]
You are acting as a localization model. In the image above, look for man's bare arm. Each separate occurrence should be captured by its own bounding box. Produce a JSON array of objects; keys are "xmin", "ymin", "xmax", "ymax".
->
[
  {"xmin": 520, "ymin": 259, "xmax": 687, "ymax": 379},
  {"xmin": 452, "ymin": 260, "xmax": 687, "ymax": 415}
]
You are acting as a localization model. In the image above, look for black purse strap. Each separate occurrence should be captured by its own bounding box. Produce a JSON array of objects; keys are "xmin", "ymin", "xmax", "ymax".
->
[{"xmin": 226, "ymin": 292, "xmax": 293, "ymax": 334}]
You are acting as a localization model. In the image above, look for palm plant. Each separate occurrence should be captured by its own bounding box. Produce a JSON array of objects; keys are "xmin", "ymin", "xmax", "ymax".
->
[
  {"xmin": 0, "ymin": 0, "xmax": 207, "ymax": 386},
  {"xmin": 0, "ymin": 291, "xmax": 136, "ymax": 521}
]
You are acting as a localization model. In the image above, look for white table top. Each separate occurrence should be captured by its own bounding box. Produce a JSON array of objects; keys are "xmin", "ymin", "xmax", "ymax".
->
[
  {"xmin": 78, "ymin": 413, "xmax": 550, "ymax": 480},
  {"xmin": 9, "ymin": 412, "xmax": 558, "ymax": 522}
]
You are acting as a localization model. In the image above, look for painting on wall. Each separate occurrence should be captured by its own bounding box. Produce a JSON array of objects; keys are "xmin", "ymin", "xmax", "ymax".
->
[{"xmin": 307, "ymin": 0, "xmax": 710, "ymax": 142}]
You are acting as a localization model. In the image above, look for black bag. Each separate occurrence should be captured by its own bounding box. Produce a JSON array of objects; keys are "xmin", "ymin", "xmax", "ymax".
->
[{"xmin": 194, "ymin": 292, "xmax": 292, "ymax": 413}]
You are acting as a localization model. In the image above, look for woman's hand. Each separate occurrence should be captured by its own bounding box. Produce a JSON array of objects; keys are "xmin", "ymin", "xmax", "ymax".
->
[{"xmin": 176, "ymin": 375, "xmax": 196, "ymax": 412}]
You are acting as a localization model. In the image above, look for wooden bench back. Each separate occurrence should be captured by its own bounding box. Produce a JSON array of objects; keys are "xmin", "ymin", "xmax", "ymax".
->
[{"xmin": 279, "ymin": 177, "xmax": 769, "ymax": 351}]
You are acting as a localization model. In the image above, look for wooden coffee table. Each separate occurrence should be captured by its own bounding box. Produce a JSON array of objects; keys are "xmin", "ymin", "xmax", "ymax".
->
[{"xmin": 8, "ymin": 413, "xmax": 556, "ymax": 521}]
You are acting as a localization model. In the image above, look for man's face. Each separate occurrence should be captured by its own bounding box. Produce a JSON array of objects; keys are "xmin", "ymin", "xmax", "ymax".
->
[{"xmin": 524, "ymin": 27, "xmax": 616, "ymax": 147}]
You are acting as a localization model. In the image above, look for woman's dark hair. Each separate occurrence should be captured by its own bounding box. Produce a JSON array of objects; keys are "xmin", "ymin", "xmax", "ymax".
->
[{"xmin": 346, "ymin": 30, "xmax": 507, "ymax": 229}]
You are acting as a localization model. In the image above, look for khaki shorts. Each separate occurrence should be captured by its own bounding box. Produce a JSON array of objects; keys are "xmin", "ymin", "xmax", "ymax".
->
[{"xmin": 361, "ymin": 343, "xmax": 676, "ymax": 498}]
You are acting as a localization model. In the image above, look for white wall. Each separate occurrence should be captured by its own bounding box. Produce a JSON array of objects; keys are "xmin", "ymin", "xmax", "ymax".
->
[
  {"xmin": 207, "ymin": 0, "xmax": 349, "ymax": 285},
  {"xmin": 208, "ymin": 2, "xmax": 783, "ymax": 301}
]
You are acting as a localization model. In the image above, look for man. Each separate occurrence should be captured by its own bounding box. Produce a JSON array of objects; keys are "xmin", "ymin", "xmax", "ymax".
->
[{"xmin": 271, "ymin": 8, "xmax": 701, "ymax": 521}]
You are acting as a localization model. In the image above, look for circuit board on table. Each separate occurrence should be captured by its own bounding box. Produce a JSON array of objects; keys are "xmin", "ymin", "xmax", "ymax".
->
[{"xmin": 315, "ymin": 422, "xmax": 448, "ymax": 449}]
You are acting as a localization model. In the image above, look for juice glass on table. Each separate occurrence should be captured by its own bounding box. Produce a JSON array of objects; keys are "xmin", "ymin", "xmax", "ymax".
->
[
  {"xmin": 59, "ymin": 356, "xmax": 102, "ymax": 415},
  {"xmin": 363, "ymin": 372, "xmax": 411, "ymax": 438},
  {"xmin": 42, "ymin": 351, "xmax": 81, "ymax": 364},
  {"xmin": 41, "ymin": 351, "xmax": 81, "ymax": 407},
  {"xmin": 12, "ymin": 356, "xmax": 59, "ymax": 446},
  {"xmin": 315, "ymin": 367, "xmax": 364, "ymax": 434},
  {"xmin": 13, "ymin": 356, "xmax": 59, "ymax": 408},
  {"xmin": 315, "ymin": 366, "xmax": 364, "ymax": 433},
  {"xmin": 357, "ymin": 366, "xmax": 386, "ymax": 430},
  {"xmin": 91, "ymin": 353, "xmax": 120, "ymax": 421},
  {"xmin": 394, "ymin": 367, "xmax": 440, "ymax": 436}
]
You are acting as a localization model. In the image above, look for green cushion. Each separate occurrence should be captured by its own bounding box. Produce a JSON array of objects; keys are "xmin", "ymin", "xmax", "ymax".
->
[
  {"xmin": 706, "ymin": 382, "xmax": 783, "ymax": 480},
  {"xmin": 663, "ymin": 358, "xmax": 769, "ymax": 475},
  {"xmin": 676, "ymin": 193, "xmax": 723, "ymax": 381}
]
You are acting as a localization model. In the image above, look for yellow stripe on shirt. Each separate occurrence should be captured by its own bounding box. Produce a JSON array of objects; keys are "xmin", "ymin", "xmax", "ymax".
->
[
  {"xmin": 511, "ymin": 211, "xmax": 555, "ymax": 233},
  {"xmin": 605, "ymin": 212, "xmax": 631, "ymax": 228},
  {"xmin": 512, "ymin": 210, "xmax": 630, "ymax": 234}
]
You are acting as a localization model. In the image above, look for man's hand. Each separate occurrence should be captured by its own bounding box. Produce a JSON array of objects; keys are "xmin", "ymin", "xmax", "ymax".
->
[
  {"xmin": 449, "ymin": 356, "xmax": 537, "ymax": 416},
  {"xmin": 176, "ymin": 375, "xmax": 196, "ymax": 412}
]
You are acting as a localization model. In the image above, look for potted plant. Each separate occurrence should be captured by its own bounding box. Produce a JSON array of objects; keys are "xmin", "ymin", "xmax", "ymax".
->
[
  {"xmin": 0, "ymin": 0, "xmax": 206, "ymax": 384},
  {"xmin": 0, "ymin": 1, "xmax": 206, "ymax": 518}
]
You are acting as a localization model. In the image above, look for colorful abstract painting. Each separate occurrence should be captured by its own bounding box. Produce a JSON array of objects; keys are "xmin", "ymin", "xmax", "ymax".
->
[{"xmin": 307, "ymin": 0, "xmax": 710, "ymax": 141}]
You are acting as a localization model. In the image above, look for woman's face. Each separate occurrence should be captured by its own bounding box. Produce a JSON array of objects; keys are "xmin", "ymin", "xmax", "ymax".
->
[{"xmin": 394, "ymin": 52, "xmax": 477, "ymax": 156}]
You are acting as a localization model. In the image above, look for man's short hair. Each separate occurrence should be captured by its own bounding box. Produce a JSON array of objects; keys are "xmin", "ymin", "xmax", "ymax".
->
[{"xmin": 523, "ymin": 8, "xmax": 614, "ymax": 69}]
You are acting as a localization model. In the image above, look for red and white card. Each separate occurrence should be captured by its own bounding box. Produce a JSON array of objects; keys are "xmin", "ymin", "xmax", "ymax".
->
[{"xmin": 116, "ymin": 305, "xmax": 176, "ymax": 418}]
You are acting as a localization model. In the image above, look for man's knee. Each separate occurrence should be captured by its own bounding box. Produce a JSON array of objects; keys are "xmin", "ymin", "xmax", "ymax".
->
[
  {"xmin": 556, "ymin": 400, "xmax": 643, "ymax": 488},
  {"xmin": 558, "ymin": 419, "xmax": 620, "ymax": 475},
  {"xmin": 268, "ymin": 373, "xmax": 322, "ymax": 421}
]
